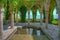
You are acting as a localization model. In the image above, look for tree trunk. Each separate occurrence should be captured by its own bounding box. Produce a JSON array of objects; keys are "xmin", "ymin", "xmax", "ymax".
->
[
  {"xmin": 45, "ymin": 0, "xmax": 50, "ymax": 29},
  {"xmin": 43, "ymin": 13, "xmax": 45, "ymax": 22},
  {"xmin": 9, "ymin": 4, "xmax": 14, "ymax": 28},
  {"xmin": 45, "ymin": 11, "xmax": 48, "ymax": 28},
  {"xmin": 14, "ymin": 12, "xmax": 15, "ymax": 22},
  {"xmin": 10, "ymin": 12, "xmax": 14, "ymax": 28},
  {"xmin": 55, "ymin": 0, "xmax": 60, "ymax": 39},
  {"xmin": 58, "ymin": 10, "xmax": 60, "ymax": 38},
  {"xmin": 32, "ymin": 11, "xmax": 36, "ymax": 22},
  {"xmin": 34, "ymin": 13, "xmax": 36, "ymax": 22},
  {"xmin": 16, "ymin": 10, "xmax": 18, "ymax": 23},
  {"xmin": 0, "ymin": 8, "xmax": 3, "ymax": 40},
  {"xmin": 57, "ymin": 7, "xmax": 60, "ymax": 38},
  {"xmin": 40, "ymin": 12, "xmax": 42, "ymax": 25},
  {"xmin": 48, "ymin": 7, "xmax": 54, "ymax": 24},
  {"xmin": 43, "ymin": 7, "xmax": 45, "ymax": 23},
  {"xmin": 34, "ymin": 14, "xmax": 35, "ymax": 22},
  {"xmin": 28, "ymin": 9, "xmax": 30, "ymax": 25},
  {"xmin": 32, "ymin": 12, "xmax": 34, "ymax": 22}
]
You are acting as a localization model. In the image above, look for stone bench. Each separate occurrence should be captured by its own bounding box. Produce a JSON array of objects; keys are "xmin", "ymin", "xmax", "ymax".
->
[{"xmin": 3, "ymin": 27, "xmax": 17, "ymax": 40}]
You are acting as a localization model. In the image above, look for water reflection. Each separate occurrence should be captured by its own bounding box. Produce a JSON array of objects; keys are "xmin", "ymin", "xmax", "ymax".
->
[
  {"xmin": 24, "ymin": 28, "xmax": 41, "ymax": 36},
  {"xmin": 36, "ymin": 30, "xmax": 40, "ymax": 36},
  {"xmin": 11, "ymin": 27, "xmax": 49, "ymax": 40},
  {"xmin": 30, "ymin": 28, "xmax": 33, "ymax": 35}
]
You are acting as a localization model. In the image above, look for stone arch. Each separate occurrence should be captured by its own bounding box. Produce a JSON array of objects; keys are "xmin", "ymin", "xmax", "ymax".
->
[{"xmin": 31, "ymin": 5, "xmax": 38, "ymax": 12}]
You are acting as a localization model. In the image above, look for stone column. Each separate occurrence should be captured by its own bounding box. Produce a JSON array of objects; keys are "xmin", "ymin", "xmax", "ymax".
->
[
  {"xmin": 10, "ymin": 12, "xmax": 14, "ymax": 28},
  {"xmin": 58, "ymin": 7, "xmax": 60, "ymax": 38},
  {"xmin": 16, "ymin": 10, "xmax": 18, "ymax": 24},
  {"xmin": 45, "ymin": 11, "xmax": 48, "ymax": 28},
  {"xmin": 40, "ymin": 11, "xmax": 43, "ymax": 25},
  {"xmin": 56, "ymin": 0, "xmax": 60, "ymax": 38},
  {"xmin": 34, "ymin": 14, "xmax": 36, "ymax": 22},
  {"xmin": 0, "ymin": 8, "xmax": 3, "ymax": 40},
  {"xmin": 44, "ymin": 0, "xmax": 50, "ymax": 29},
  {"xmin": 28, "ymin": 9, "xmax": 30, "ymax": 25},
  {"xmin": 9, "ymin": 4, "xmax": 14, "ymax": 28}
]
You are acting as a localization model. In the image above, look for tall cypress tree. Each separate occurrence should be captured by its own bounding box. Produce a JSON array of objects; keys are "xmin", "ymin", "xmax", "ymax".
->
[
  {"xmin": 32, "ymin": 5, "xmax": 37, "ymax": 22},
  {"xmin": 20, "ymin": 5, "xmax": 27, "ymax": 22}
]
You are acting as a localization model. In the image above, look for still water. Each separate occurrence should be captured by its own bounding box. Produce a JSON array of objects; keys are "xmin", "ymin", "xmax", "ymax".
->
[{"xmin": 9, "ymin": 27, "xmax": 49, "ymax": 40}]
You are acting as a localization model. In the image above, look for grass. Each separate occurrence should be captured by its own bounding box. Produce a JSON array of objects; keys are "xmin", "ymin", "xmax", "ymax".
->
[{"xmin": 52, "ymin": 19, "xmax": 58, "ymax": 25}]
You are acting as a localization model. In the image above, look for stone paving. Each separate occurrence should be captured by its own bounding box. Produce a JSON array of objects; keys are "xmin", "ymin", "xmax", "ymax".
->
[
  {"xmin": 3, "ymin": 22, "xmax": 59, "ymax": 40},
  {"xmin": 10, "ymin": 34, "xmax": 33, "ymax": 40},
  {"xmin": 29, "ymin": 23, "xmax": 59, "ymax": 40},
  {"xmin": 10, "ymin": 34, "xmax": 49, "ymax": 40}
]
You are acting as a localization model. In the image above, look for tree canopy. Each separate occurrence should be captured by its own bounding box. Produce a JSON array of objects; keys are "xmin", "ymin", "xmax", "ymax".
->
[{"xmin": 0, "ymin": 0, "xmax": 57, "ymax": 23}]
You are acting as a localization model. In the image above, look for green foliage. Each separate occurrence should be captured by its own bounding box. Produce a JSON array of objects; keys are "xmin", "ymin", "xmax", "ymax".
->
[
  {"xmin": 24, "ymin": 1, "xmax": 33, "ymax": 9},
  {"xmin": 43, "ymin": 6, "xmax": 45, "ymax": 22},
  {"xmin": 4, "ymin": 0, "xmax": 10, "ymax": 20},
  {"xmin": 32, "ymin": 5, "xmax": 37, "ymax": 22},
  {"xmin": 13, "ymin": 0, "xmax": 20, "ymax": 10},
  {"xmin": 32, "ymin": 11, "xmax": 37, "ymax": 22},
  {"xmin": 20, "ymin": 5, "xmax": 27, "ymax": 22},
  {"xmin": 3, "ymin": 0, "xmax": 57, "ymax": 23},
  {"xmin": 48, "ymin": 0, "xmax": 57, "ymax": 24},
  {"xmin": 8, "ymin": 0, "xmax": 20, "ymax": 11},
  {"xmin": 0, "ymin": 0, "xmax": 6, "ymax": 8},
  {"xmin": 52, "ymin": 19, "xmax": 58, "ymax": 25}
]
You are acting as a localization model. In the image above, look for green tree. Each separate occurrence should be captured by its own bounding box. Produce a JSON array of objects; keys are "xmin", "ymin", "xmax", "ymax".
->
[
  {"xmin": 20, "ymin": 5, "xmax": 27, "ymax": 22},
  {"xmin": 32, "ymin": 5, "xmax": 37, "ymax": 22},
  {"xmin": 43, "ymin": 6, "xmax": 45, "ymax": 22},
  {"xmin": 4, "ymin": 0, "xmax": 10, "ymax": 20}
]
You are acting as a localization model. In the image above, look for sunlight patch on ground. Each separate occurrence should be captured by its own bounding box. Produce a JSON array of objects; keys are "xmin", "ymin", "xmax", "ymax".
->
[{"xmin": 10, "ymin": 34, "xmax": 33, "ymax": 40}]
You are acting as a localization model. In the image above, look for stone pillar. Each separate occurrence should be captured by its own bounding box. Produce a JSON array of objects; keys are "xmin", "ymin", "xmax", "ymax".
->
[
  {"xmin": 58, "ymin": 7, "xmax": 60, "ymax": 38},
  {"xmin": 16, "ymin": 10, "xmax": 18, "ymax": 24},
  {"xmin": 44, "ymin": 0, "xmax": 50, "ymax": 29},
  {"xmin": 10, "ymin": 12, "xmax": 14, "ymax": 28},
  {"xmin": 34, "ymin": 14, "xmax": 36, "ymax": 22},
  {"xmin": 9, "ymin": 4, "xmax": 14, "ymax": 28},
  {"xmin": 40, "ymin": 11, "xmax": 43, "ymax": 25},
  {"xmin": 56, "ymin": 0, "xmax": 60, "ymax": 38},
  {"xmin": 0, "ymin": 8, "xmax": 3, "ymax": 40},
  {"xmin": 45, "ymin": 11, "xmax": 48, "ymax": 28},
  {"xmin": 28, "ymin": 9, "xmax": 30, "ymax": 25}
]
